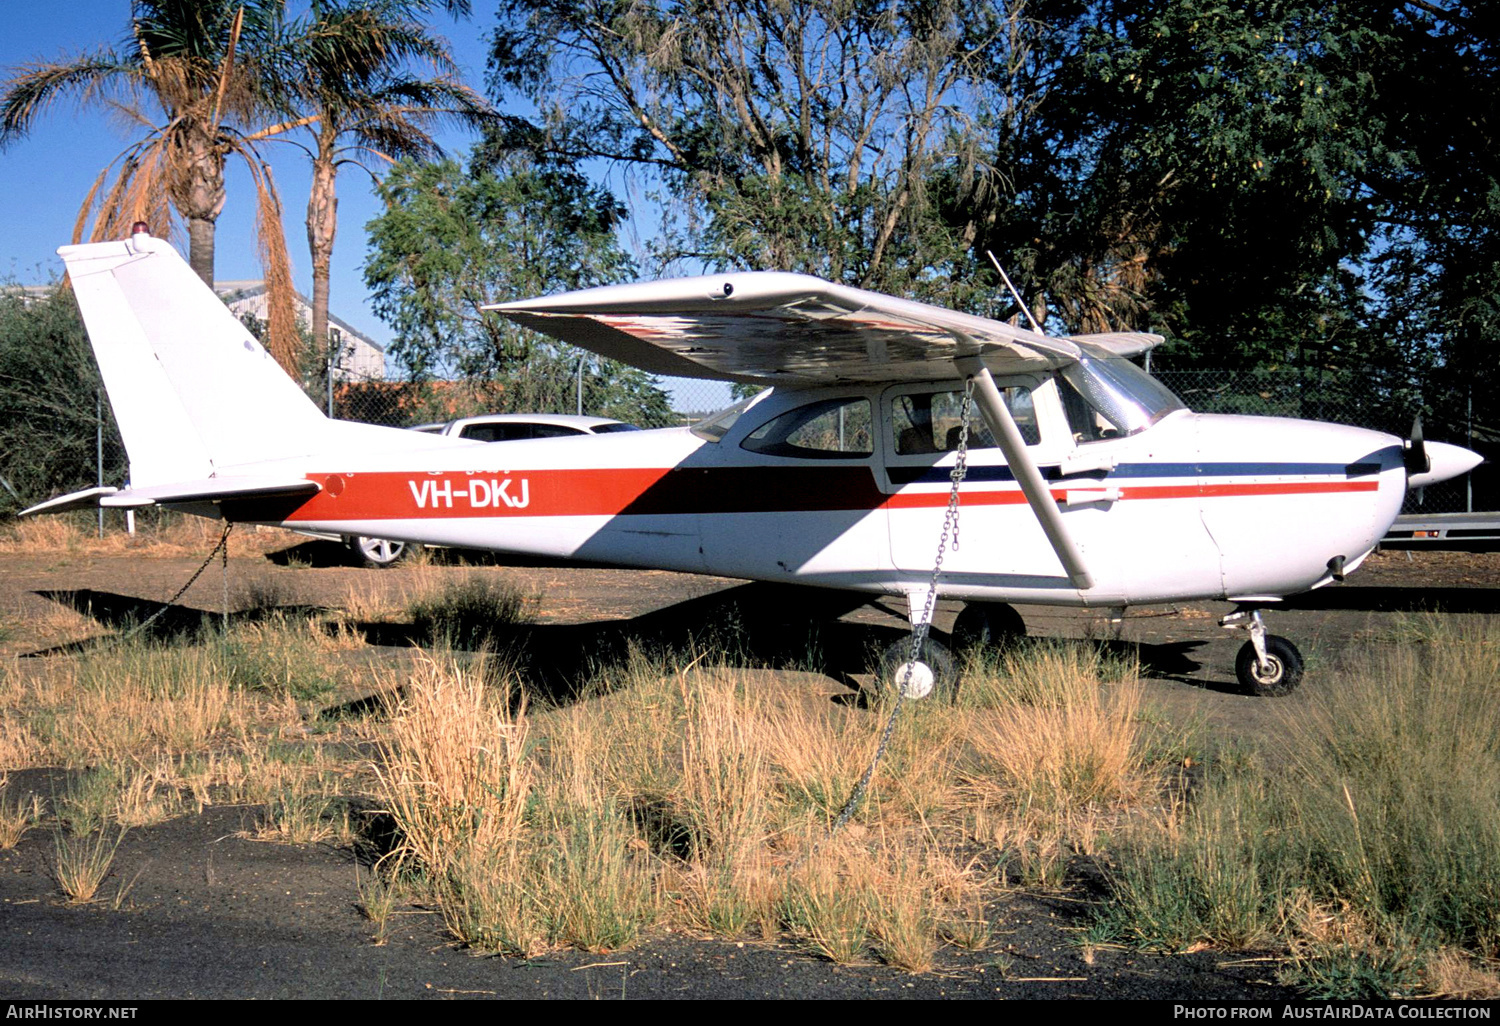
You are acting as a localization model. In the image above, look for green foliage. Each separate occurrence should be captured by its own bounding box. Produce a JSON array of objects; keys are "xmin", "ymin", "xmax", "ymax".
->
[
  {"xmin": 363, "ymin": 155, "xmax": 674, "ymax": 425},
  {"xmin": 486, "ymin": 0, "xmax": 1498, "ymax": 425},
  {"xmin": 0, "ymin": 284, "xmax": 123, "ymax": 513},
  {"xmin": 489, "ymin": 0, "xmax": 1003, "ymax": 306}
]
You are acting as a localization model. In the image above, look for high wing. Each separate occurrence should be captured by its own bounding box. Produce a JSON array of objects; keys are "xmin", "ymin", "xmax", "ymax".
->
[
  {"xmin": 1063, "ymin": 332, "xmax": 1165, "ymax": 359},
  {"xmin": 489, "ymin": 272, "xmax": 1167, "ymax": 592},
  {"xmin": 486, "ymin": 272, "xmax": 1098, "ymax": 384}
]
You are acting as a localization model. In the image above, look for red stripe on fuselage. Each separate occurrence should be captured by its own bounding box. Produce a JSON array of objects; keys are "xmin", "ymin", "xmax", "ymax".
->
[{"xmin": 278, "ymin": 468, "xmax": 1380, "ymax": 523}]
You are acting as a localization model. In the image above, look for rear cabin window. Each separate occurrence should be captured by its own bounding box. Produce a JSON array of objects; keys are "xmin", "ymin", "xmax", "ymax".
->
[
  {"xmin": 741, "ymin": 397, "xmax": 874, "ymax": 459},
  {"xmin": 891, "ymin": 387, "xmax": 1038, "ymax": 455}
]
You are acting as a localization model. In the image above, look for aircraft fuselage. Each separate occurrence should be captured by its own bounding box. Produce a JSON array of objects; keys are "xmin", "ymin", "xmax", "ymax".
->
[{"xmin": 235, "ymin": 379, "xmax": 1408, "ymax": 610}]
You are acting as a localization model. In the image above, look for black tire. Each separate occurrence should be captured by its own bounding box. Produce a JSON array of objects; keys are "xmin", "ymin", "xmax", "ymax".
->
[
  {"xmin": 348, "ymin": 535, "xmax": 413, "ymax": 569},
  {"xmin": 1235, "ymin": 635, "xmax": 1304, "ymax": 696},
  {"xmin": 951, "ymin": 602, "xmax": 1026, "ymax": 653},
  {"xmin": 875, "ymin": 636, "xmax": 956, "ymax": 702}
]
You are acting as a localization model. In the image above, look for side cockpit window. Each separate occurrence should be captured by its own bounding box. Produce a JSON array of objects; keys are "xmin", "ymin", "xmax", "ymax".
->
[
  {"xmin": 741, "ymin": 397, "xmax": 874, "ymax": 459},
  {"xmin": 891, "ymin": 387, "xmax": 1038, "ymax": 455}
]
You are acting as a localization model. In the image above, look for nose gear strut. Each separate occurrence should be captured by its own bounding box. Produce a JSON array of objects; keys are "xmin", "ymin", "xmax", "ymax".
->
[{"xmin": 1220, "ymin": 608, "xmax": 1305, "ymax": 696}]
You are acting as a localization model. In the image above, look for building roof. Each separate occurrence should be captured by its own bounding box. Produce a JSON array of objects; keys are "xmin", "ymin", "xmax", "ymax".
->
[{"xmin": 213, "ymin": 280, "xmax": 384, "ymax": 354}]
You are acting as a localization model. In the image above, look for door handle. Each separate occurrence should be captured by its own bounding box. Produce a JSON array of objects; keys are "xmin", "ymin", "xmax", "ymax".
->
[{"xmin": 1060, "ymin": 487, "xmax": 1121, "ymax": 507}]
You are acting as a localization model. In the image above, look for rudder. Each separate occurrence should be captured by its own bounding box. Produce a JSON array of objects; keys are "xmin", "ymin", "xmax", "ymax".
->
[{"xmin": 59, "ymin": 231, "xmax": 327, "ymax": 486}]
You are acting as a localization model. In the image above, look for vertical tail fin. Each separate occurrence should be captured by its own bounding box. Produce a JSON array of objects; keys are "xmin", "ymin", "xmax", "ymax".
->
[{"xmin": 59, "ymin": 232, "xmax": 327, "ymax": 486}]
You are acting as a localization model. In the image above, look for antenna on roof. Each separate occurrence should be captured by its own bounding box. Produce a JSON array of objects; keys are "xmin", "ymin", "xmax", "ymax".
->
[{"xmin": 985, "ymin": 250, "xmax": 1045, "ymax": 336}]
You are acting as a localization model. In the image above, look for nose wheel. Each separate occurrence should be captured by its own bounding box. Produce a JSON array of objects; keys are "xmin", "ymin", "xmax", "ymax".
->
[{"xmin": 1222, "ymin": 609, "xmax": 1304, "ymax": 696}]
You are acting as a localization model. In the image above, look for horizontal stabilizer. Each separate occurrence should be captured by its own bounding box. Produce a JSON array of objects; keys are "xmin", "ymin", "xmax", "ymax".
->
[
  {"xmin": 18, "ymin": 486, "xmax": 120, "ymax": 517},
  {"xmin": 20, "ymin": 476, "xmax": 319, "ymax": 516}
]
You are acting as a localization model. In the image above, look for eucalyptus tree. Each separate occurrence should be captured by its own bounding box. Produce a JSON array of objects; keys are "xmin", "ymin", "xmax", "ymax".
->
[
  {"xmin": 364, "ymin": 154, "xmax": 673, "ymax": 425},
  {"xmin": 489, "ymin": 0, "xmax": 1016, "ymax": 307}
]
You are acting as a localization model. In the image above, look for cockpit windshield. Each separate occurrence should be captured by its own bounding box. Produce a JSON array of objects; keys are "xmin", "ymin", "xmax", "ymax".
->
[
  {"xmin": 690, "ymin": 390, "xmax": 768, "ymax": 442},
  {"xmin": 1059, "ymin": 351, "xmax": 1185, "ymax": 441}
]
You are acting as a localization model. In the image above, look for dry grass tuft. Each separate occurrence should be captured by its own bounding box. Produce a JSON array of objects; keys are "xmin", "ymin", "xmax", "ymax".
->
[
  {"xmin": 53, "ymin": 828, "xmax": 126, "ymax": 904},
  {"xmin": 0, "ymin": 717, "xmax": 42, "ymax": 771},
  {"xmin": 864, "ymin": 851, "xmax": 941, "ymax": 972},
  {"xmin": 375, "ymin": 653, "xmax": 533, "ymax": 877},
  {"xmin": 780, "ymin": 848, "xmax": 872, "ymax": 964},
  {"xmin": 0, "ymin": 511, "xmax": 301, "ymax": 559},
  {"xmin": 760, "ymin": 696, "xmax": 875, "ymax": 824},
  {"xmin": 0, "ymin": 792, "xmax": 42, "ymax": 850},
  {"xmin": 1423, "ymin": 949, "xmax": 1500, "ymax": 999},
  {"xmin": 355, "ymin": 868, "xmax": 408, "ymax": 946},
  {"xmin": 676, "ymin": 671, "xmax": 769, "ymax": 862},
  {"xmin": 52, "ymin": 647, "xmax": 243, "ymax": 764},
  {"xmin": 113, "ymin": 765, "xmax": 182, "ymax": 829},
  {"xmin": 406, "ymin": 576, "xmax": 540, "ymax": 648},
  {"xmin": 250, "ymin": 789, "xmax": 338, "ymax": 845}
]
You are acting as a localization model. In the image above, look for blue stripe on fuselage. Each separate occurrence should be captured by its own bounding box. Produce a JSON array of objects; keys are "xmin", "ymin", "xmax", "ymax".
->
[{"xmin": 886, "ymin": 456, "xmax": 1393, "ymax": 487}]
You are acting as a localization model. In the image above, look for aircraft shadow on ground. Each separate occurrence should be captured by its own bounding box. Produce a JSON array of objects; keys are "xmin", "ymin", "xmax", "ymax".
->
[
  {"xmin": 350, "ymin": 581, "xmax": 893, "ymax": 704},
  {"xmin": 263, "ymin": 540, "xmax": 356, "ymax": 568},
  {"xmin": 28, "ymin": 582, "xmax": 1214, "ymax": 705},
  {"xmin": 1281, "ymin": 585, "xmax": 1500, "ymax": 614},
  {"xmin": 24, "ymin": 589, "xmax": 330, "ymax": 657},
  {"xmin": 262, "ymin": 540, "xmax": 654, "ymax": 571}
]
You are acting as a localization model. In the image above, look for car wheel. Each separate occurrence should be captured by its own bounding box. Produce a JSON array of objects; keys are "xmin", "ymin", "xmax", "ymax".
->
[{"xmin": 348, "ymin": 536, "xmax": 412, "ymax": 569}]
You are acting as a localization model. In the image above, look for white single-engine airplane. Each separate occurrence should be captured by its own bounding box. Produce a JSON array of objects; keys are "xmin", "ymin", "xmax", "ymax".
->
[{"xmin": 26, "ymin": 229, "xmax": 1483, "ymax": 697}]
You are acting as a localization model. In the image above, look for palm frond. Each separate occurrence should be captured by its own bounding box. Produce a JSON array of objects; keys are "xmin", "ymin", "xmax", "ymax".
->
[
  {"xmin": 0, "ymin": 54, "xmax": 138, "ymax": 143},
  {"xmin": 207, "ymin": 5, "xmax": 245, "ymax": 130},
  {"xmin": 245, "ymin": 156, "xmax": 301, "ymax": 374},
  {"xmin": 72, "ymin": 166, "xmax": 112, "ymax": 246},
  {"xmin": 89, "ymin": 158, "xmax": 140, "ymax": 244}
]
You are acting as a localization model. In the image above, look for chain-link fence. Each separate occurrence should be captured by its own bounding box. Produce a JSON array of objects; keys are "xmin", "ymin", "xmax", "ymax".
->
[
  {"xmin": 1150, "ymin": 366, "xmax": 1489, "ymax": 515},
  {"xmin": 326, "ymin": 374, "xmax": 737, "ymax": 429}
]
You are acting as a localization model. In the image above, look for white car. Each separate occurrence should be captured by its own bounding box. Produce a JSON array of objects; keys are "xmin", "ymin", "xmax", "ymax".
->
[
  {"xmin": 410, "ymin": 412, "xmax": 640, "ymax": 443},
  {"xmin": 345, "ymin": 413, "xmax": 640, "ymax": 566}
]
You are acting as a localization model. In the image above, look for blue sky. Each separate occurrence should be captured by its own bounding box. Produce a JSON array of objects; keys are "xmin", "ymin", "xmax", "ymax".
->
[{"xmin": 0, "ymin": 0, "xmax": 497, "ymax": 350}]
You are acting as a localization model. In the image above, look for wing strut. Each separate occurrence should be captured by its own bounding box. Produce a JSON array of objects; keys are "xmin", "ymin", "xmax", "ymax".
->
[{"xmin": 956, "ymin": 357, "xmax": 1094, "ymax": 590}]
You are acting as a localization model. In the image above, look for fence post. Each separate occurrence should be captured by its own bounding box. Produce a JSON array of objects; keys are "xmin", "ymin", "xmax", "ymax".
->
[
  {"xmin": 327, "ymin": 327, "xmax": 342, "ymax": 418},
  {"xmin": 96, "ymin": 388, "xmax": 104, "ymax": 539}
]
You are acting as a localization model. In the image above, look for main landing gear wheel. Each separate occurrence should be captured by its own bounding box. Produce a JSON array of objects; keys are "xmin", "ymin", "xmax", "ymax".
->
[
  {"xmin": 876, "ymin": 637, "xmax": 956, "ymax": 702},
  {"xmin": 1235, "ymin": 634, "xmax": 1304, "ymax": 697},
  {"xmin": 951, "ymin": 602, "xmax": 1026, "ymax": 653},
  {"xmin": 348, "ymin": 535, "xmax": 412, "ymax": 569}
]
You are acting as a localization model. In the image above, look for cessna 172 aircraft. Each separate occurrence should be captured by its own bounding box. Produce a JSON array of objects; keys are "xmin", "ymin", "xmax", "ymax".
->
[{"xmin": 25, "ymin": 229, "xmax": 1483, "ymax": 698}]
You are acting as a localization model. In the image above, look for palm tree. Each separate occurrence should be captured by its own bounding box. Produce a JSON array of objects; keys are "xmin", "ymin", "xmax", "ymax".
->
[
  {"xmin": 269, "ymin": 0, "xmax": 489, "ymax": 346},
  {"xmin": 0, "ymin": 1, "xmax": 301, "ymax": 369}
]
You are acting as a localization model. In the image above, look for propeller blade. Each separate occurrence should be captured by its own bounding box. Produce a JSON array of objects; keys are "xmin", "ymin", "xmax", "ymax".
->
[{"xmin": 1404, "ymin": 415, "xmax": 1430, "ymax": 476}]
